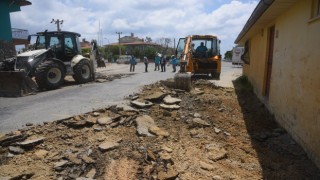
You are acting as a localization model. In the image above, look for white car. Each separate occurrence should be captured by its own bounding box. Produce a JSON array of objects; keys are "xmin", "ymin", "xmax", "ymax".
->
[{"xmin": 116, "ymin": 55, "xmax": 132, "ymax": 64}]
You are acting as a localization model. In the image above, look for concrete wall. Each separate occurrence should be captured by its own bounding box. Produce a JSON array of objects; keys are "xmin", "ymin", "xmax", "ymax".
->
[
  {"xmin": 243, "ymin": 30, "xmax": 268, "ymax": 95},
  {"xmin": 243, "ymin": 0, "xmax": 320, "ymax": 168}
]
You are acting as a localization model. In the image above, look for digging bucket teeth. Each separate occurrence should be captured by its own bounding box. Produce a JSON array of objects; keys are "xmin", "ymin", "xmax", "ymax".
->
[{"xmin": 0, "ymin": 71, "xmax": 38, "ymax": 97}]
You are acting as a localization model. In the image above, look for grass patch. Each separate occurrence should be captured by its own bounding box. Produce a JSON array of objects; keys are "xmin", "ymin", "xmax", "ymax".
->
[{"xmin": 233, "ymin": 75, "xmax": 253, "ymax": 92}]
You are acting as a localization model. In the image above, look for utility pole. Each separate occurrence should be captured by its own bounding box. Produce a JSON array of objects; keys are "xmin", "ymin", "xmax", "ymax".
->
[
  {"xmin": 116, "ymin": 32, "xmax": 122, "ymax": 56},
  {"xmin": 51, "ymin": 19, "xmax": 63, "ymax": 32}
]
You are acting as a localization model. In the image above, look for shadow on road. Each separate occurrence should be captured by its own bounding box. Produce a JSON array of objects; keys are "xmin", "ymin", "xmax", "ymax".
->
[
  {"xmin": 34, "ymin": 73, "xmax": 133, "ymax": 94},
  {"xmin": 233, "ymin": 76, "xmax": 320, "ymax": 179}
]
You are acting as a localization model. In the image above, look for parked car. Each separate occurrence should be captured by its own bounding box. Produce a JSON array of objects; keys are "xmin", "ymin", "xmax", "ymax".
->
[{"xmin": 116, "ymin": 55, "xmax": 132, "ymax": 64}]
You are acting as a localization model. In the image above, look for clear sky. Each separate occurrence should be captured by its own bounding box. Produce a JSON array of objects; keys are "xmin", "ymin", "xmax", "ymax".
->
[{"xmin": 10, "ymin": 0, "xmax": 258, "ymax": 55}]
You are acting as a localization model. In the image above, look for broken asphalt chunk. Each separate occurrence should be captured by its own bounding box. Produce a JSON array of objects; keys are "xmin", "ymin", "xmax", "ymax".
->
[
  {"xmin": 99, "ymin": 141, "xmax": 120, "ymax": 152},
  {"xmin": 135, "ymin": 115, "xmax": 156, "ymax": 137},
  {"xmin": 144, "ymin": 91, "xmax": 166, "ymax": 102},
  {"xmin": 0, "ymin": 133, "xmax": 28, "ymax": 147},
  {"xmin": 131, "ymin": 100, "xmax": 153, "ymax": 108},
  {"xmin": 97, "ymin": 117, "xmax": 113, "ymax": 125},
  {"xmin": 163, "ymin": 95, "xmax": 182, "ymax": 104},
  {"xmin": 192, "ymin": 118, "xmax": 210, "ymax": 127},
  {"xmin": 8, "ymin": 146, "xmax": 25, "ymax": 154},
  {"xmin": 18, "ymin": 137, "xmax": 45, "ymax": 148},
  {"xmin": 148, "ymin": 126, "xmax": 170, "ymax": 137},
  {"xmin": 159, "ymin": 103, "xmax": 180, "ymax": 110}
]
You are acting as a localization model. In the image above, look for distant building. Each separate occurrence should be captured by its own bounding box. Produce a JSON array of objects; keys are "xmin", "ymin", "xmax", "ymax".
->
[
  {"xmin": 80, "ymin": 38, "xmax": 91, "ymax": 49},
  {"xmin": 235, "ymin": 0, "xmax": 320, "ymax": 168},
  {"xmin": 108, "ymin": 32, "xmax": 159, "ymax": 55},
  {"xmin": 120, "ymin": 33, "xmax": 144, "ymax": 43}
]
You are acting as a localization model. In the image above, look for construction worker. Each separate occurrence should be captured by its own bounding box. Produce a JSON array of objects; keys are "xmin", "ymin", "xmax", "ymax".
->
[
  {"xmin": 160, "ymin": 56, "xmax": 166, "ymax": 72},
  {"xmin": 130, "ymin": 55, "xmax": 137, "ymax": 72},
  {"xmin": 171, "ymin": 55, "xmax": 178, "ymax": 72},
  {"xmin": 154, "ymin": 54, "xmax": 160, "ymax": 71},
  {"xmin": 143, "ymin": 56, "xmax": 149, "ymax": 72}
]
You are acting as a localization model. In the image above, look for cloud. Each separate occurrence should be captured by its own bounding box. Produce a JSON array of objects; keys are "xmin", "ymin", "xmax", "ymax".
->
[{"xmin": 10, "ymin": 0, "xmax": 258, "ymax": 54}]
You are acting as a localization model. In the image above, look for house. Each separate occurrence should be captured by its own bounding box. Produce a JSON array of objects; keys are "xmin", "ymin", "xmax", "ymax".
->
[
  {"xmin": 108, "ymin": 33, "xmax": 159, "ymax": 55},
  {"xmin": 120, "ymin": 33, "xmax": 144, "ymax": 43},
  {"xmin": 235, "ymin": 0, "xmax": 320, "ymax": 168},
  {"xmin": 80, "ymin": 38, "xmax": 91, "ymax": 49}
]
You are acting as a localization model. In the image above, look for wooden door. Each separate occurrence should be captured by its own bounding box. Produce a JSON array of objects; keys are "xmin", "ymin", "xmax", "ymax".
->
[{"xmin": 265, "ymin": 26, "xmax": 275, "ymax": 97}]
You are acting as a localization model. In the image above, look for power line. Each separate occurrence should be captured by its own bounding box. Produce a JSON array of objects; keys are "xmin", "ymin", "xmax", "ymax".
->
[{"xmin": 51, "ymin": 19, "xmax": 63, "ymax": 32}]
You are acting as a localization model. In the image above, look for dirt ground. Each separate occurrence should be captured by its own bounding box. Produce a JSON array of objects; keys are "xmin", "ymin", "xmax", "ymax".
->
[{"xmin": 0, "ymin": 77, "xmax": 319, "ymax": 180}]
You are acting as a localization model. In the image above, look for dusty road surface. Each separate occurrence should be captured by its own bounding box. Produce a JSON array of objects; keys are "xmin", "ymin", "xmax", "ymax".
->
[
  {"xmin": 0, "ymin": 77, "xmax": 319, "ymax": 179},
  {"xmin": 0, "ymin": 61, "xmax": 240, "ymax": 133}
]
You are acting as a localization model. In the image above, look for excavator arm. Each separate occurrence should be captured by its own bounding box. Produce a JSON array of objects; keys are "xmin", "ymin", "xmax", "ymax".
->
[
  {"xmin": 174, "ymin": 36, "xmax": 192, "ymax": 91},
  {"xmin": 90, "ymin": 40, "xmax": 106, "ymax": 68}
]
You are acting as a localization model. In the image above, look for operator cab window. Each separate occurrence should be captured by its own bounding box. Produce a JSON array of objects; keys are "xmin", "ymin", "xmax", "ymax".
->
[
  {"xmin": 36, "ymin": 35, "xmax": 46, "ymax": 49},
  {"xmin": 49, "ymin": 36, "xmax": 60, "ymax": 47},
  {"xmin": 192, "ymin": 39, "xmax": 217, "ymax": 58},
  {"xmin": 64, "ymin": 36, "xmax": 75, "ymax": 51},
  {"xmin": 176, "ymin": 38, "xmax": 185, "ymax": 58}
]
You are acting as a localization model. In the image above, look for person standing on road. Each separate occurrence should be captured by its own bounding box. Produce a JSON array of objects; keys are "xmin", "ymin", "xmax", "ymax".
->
[
  {"xmin": 154, "ymin": 54, "xmax": 160, "ymax": 71},
  {"xmin": 170, "ymin": 55, "xmax": 178, "ymax": 72},
  {"xmin": 160, "ymin": 56, "xmax": 166, "ymax": 72},
  {"xmin": 143, "ymin": 56, "xmax": 149, "ymax": 72},
  {"xmin": 130, "ymin": 55, "xmax": 137, "ymax": 72}
]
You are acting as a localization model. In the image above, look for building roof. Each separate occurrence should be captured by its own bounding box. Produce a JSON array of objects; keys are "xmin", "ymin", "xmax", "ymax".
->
[
  {"xmin": 108, "ymin": 42, "xmax": 160, "ymax": 46},
  {"xmin": 7, "ymin": 0, "xmax": 32, "ymax": 13},
  {"xmin": 235, "ymin": 0, "xmax": 299, "ymax": 44}
]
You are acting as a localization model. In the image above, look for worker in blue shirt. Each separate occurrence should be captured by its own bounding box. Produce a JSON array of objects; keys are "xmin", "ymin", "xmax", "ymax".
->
[
  {"xmin": 196, "ymin": 42, "xmax": 208, "ymax": 53},
  {"xmin": 154, "ymin": 54, "xmax": 160, "ymax": 71},
  {"xmin": 171, "ymin": 55, "xmax": 178, "ymax": 72},
  {"xmin": 130, "ymin": 55, "xmax": 137, "ymax": 72}
]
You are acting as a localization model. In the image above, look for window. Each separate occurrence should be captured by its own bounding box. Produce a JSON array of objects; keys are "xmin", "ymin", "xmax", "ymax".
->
[
  {"xmin": 241, "ymin": 40, "xmax": 250, "ymax": 64},
  {"xmin": 64, "ymin": 36, "xmax": 76, "ymax": 55},
  {"xmin": 311, "ymin": 0, "xmax": 320, "ymax": 19},
  {"xmin": 192, "ymin": 39, "xmax": 217, "ymax": 57},
  {"xmin": 36, "ymin": 35, "xmax": 45, "ymax": 49},
  {"xmin": 176, "ymin": 38, "xmax": 185, "ymax": 58},
  {"xmin": 64, "ymin": 37, "xmax": 74, "ymax": 49},
  {"xmin": 49, "ymin": 36, "xmax": 61, "ymax": 47}
]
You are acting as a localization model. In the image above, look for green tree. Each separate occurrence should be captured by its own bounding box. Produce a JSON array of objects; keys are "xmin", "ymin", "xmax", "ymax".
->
[
  {"xmin": 145, "ymin": 37, "xmax": 152, "ymax": 43},
  {"xmin": 81, "ymin": 48, "xmax": 90, "ymax": 57},
  {"xmin": 144, "ymin": 46, "xmax": 157, "ymax": 59},
  {"xmin": 224, "ymin": 50, "xmax": 232, "ymax": 60}
]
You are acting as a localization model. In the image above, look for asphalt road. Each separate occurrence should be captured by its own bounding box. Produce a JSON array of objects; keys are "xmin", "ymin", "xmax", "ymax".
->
[{"xmin": 0, "ymin": 61, "xmax": 241, "ymax": 133}]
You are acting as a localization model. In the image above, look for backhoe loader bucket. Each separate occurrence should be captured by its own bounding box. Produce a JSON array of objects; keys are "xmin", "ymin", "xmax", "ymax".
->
[
  {"xmin": 174, "ymin": 73, "xmax": 192, "ymax": 91},
  {"xmin": 97, "ymin": 59, "xmax": 106, "ymax": 68},
  {"xmin": 0, "ymin": 71, "xmax": 38, "ymax": 97}
]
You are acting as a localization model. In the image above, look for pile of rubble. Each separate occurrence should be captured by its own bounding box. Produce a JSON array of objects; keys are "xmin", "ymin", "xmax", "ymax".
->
[{"xmin": 0, "ymin": 79, "xmax": 319, "ymax": 179}]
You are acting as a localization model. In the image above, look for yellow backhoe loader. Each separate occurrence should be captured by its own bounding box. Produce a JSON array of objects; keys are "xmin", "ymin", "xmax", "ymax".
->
[{"xmin": 174, "ymin": 35, "xmax": 221, "ymax": 91}]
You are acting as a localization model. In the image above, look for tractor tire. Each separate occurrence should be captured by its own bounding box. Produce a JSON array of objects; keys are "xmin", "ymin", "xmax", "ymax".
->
[
  {"xmin": 73, "ymin": 59, "xmax": 92, "ymax": 84},
  {"xmin": 35, "ymin": 60, "xmax": 65, "ymax": 90}
]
